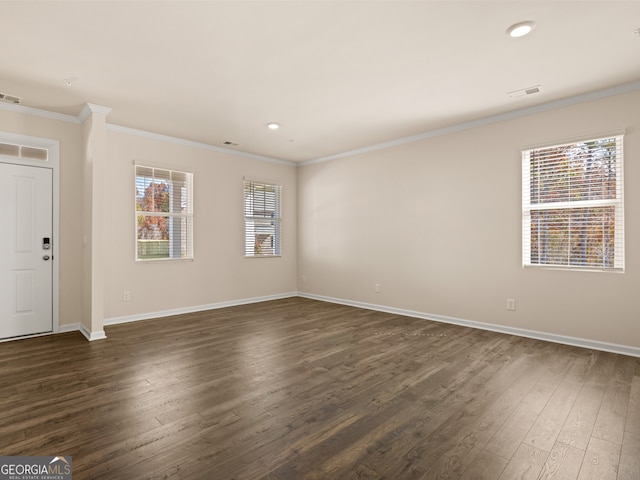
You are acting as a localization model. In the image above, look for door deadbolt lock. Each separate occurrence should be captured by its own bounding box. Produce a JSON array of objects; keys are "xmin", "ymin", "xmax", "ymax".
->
[{"xmin": 43, "ymin": 237, "xmax": 51, "ymax": 250}]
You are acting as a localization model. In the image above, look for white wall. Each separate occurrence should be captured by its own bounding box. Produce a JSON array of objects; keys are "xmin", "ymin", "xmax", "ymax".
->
[
  {"xmin": 0, "ymin": 107, "xmax": 298, "ymax": 331},
  {"xmin": 103, "ymin": 130, "xmax": 298, "ymax": 321},
  {"xmin": 297, "ymin": 90, "xmax": 640, "ymax": 350},
  {"xmin": 1, "ymin": 88, "xmax": 638, "ymax": 352}
]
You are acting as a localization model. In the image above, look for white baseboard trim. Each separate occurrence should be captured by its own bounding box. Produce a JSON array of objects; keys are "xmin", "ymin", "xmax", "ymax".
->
[
  {"xmin": 103, "ymin": 292, "xmax": 298, "ymax": 327},
  {"xmin": 58, "ymin": 323, "xmax": 107, "ymax": 341},
  {"xmin": 298, "ymin": 292, "xmax": 640, "ymax": 358},
  {"xmin": 0, "ymin": 332, "xmax": 51, "ymax": 343},
  {"xmin": 58, "ymin": 323, "xmax": 81, "ymax": 334},
  {"xmin": 79, "ymin": 324, "xmax": 107, "ymax": 341},
  {"xmin": 2, "ymin": 323, "xmax": 90, "ymax": 342}
]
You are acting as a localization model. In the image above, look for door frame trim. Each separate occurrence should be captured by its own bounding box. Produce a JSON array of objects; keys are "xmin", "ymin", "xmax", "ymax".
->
[{"xmin": 0, "ymin": 132, "xmax": 60, "ymax": 336}]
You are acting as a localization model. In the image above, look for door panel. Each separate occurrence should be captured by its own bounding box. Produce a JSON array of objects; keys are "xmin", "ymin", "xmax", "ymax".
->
[{"xmin": 0, "ymin": 162, "xmax": 53, "ymax": 338}]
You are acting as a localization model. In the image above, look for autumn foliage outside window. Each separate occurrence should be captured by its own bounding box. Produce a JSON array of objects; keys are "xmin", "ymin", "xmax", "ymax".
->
[
  {"xmin": 135, "ymin": 165, "xmax": 193, "ymax": 260},
  {"xmin": 522, "ymin": 135, "xmax": 624, "ymax": 271}
]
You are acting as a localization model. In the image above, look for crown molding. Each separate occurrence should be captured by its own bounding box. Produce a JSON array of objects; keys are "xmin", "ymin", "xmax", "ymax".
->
[
  {"xmin": 106, "ymin": 123, "xmax": 296, "ymax": 167},
  {"xmin": 0, "ymin": 99, "xmax": 294, "ymax": 166},
  {"xmin": 79, "ymin": 103, "xmax": 112, "ymax": 123},
  {"xmin": 300, "ymin": 79, "xmax": 640, "ymax": 166},
  {"xmin": 0, "ymin": 101, "xmax": 81, "ymax": 124},
  {"xmin": 3, "ymin": 79, "xmax": 639, "ymax": 167}
]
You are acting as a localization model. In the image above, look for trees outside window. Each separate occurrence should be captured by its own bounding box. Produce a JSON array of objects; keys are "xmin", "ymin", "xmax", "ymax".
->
[
  {"xmin": 135, "ymin": 165, "xmax": 193, "ymax": 260},
  {"xmin": 522, "ymin": 135, "xmax": 624, "ymax": 271}
]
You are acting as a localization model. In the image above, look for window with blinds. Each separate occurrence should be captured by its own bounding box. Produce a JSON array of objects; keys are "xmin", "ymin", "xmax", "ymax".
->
[
  {"xmin": 135, "ymin": 165, "xmax": 193, "ymax": 261},
  {"xmin": 244, "ymin": 179, "xmax": 282, "ymax": 257},
  {"xmin": 522, "ymin": 135, "xmax": 624, "ymax": 271}
]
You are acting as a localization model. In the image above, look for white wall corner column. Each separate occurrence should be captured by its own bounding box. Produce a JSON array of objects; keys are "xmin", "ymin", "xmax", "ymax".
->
[{"xmin": 81, "ymin": 103, "xmax": 111, "ymax": 341}]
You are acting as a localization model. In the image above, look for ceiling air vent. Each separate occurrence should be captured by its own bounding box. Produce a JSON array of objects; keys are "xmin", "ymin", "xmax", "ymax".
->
[
  {"xmin": 507, "ymin": 85, "xmax": 541, "ymax": 98},
  {"xmin": 0, "ymin": 92, "xmax": 22, "ymax": 104}
]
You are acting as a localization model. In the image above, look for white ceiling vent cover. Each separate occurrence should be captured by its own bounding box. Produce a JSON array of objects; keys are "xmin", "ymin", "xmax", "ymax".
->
[
  {"xmin": 507, "ymin": 85, "xmax": 541, "ymax": 98},
  {"xmin": 0, "ymin": 92, "xmax": 22, "ymax": 104}
]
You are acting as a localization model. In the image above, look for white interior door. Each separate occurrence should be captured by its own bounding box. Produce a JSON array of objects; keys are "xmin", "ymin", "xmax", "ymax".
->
[{"xmin": 0, "ymin": 162, "xmax": 53, "ymax": 339}]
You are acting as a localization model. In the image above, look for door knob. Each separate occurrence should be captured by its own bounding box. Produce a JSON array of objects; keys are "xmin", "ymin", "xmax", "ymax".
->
[{"xmin": 43, "ymin": 255, "xmax": 50, "ymax": 261}]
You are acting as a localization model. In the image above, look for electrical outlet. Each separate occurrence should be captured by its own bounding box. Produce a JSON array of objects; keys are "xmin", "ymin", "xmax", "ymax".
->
[
  {"xmin": 375, "ymin": 283, "xmax": 381, "ymax": 293},
  {"xmin": 123, "ymin": 290, "xmax": 131, "ymax": 302},
  {"xmin": 506, "ymin": 298, "xmax": 516, "ymax": 311}
]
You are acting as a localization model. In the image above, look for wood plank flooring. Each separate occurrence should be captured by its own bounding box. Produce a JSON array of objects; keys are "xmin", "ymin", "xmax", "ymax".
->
[{"xmin": 0, "ymin": 297, "xmax": 638, "ymax": 479}]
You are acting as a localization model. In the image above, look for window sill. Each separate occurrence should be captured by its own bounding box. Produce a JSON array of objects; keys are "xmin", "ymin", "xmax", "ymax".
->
[
  {"xmin": 135, "ymin": 258, "xmax": 194, "ymax": 263},
  {"xmin": 523, "ymin": 264, "xmax": 624, "ymax": 274}
]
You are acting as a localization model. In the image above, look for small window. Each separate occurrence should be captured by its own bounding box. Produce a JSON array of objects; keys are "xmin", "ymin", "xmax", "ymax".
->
[
  {"xmin": 135, "ymin": 165, "xmax": 193, "ymax": 261},
  {"xmin": 522, "ymin": 135, "xmax": 624, "ymax": 271},
  {"xmin": 244, "ymin": 179, "xmax": 282, "ymax": 257},
  {"xmin": 0, "ymin": 142, "xmax": 48, "ymax": 161}
]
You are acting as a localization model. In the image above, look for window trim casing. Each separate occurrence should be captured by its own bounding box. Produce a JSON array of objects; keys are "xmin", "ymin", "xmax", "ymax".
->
[{"xmin": 521, "ymin": 134, "xmax": 624, "ymax": 272}]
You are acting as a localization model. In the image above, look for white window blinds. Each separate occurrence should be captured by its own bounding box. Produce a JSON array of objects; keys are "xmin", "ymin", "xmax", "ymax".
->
[
  {"xmin": 522, "ymin": 135, "xmax": 624, "ymax": 271},
  {"xmin": 135, "ymin": 165, "xmax": 194, "ymax": 261},
  {"xmin": 244, "ymin": 179, "xmax": 282, "ymax": 257}
]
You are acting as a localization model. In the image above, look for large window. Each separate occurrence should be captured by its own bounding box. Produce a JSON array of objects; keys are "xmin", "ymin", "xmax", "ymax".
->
[
  {"xmin": 135, "ymin": 165, "xmax": 193, "ymax": 261},
  {"xmin": 522, "ymin": 135, "xmax": 624, "ymax": 271},
  {"xmin": 244, "ymin": 179, "xmax": 282, "ymax": 257}
]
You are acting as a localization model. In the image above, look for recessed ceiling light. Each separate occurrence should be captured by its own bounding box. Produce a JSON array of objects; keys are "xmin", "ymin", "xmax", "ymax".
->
[
  {"xmin": 507, "ymin": 21, "xmax": 536, "ymax": 38},
  {"xmin": 267, "ymin": 122, "xmax": 280, "ymax": 130}
]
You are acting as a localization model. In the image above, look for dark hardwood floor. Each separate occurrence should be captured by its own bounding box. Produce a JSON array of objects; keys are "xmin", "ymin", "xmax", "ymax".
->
[{"xmin": 1, "ymin": 297, "xmax": 638, "ymax": 479}]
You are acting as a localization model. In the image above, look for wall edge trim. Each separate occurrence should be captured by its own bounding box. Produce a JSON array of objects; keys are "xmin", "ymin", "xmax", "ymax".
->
[
  {"xmin": 4, "ymin": 80, "xmax": 639, "ymax": 167},
  {"xmin": 298, "ymin": 292, "xmax": 640, "ymax": 358},
  {"xmin": 106, "ymin": 123, "xmax": 296, "ymax": 167},
  {"xmin": 0, "ymin": 101, "xmax": 81, "ymax": 124},
  {"xmin": 79, "ymin": 323, "xmax": 107, "ymax": 341},
  {"xmin": 58, "ymin": 323, "xmax": 81, "ymax": 334},
  {"xmin": 103, "ymin": 292, "xmax": 298, "ymax": 326},
  {"xmin": 300, "ymin": 79, "xmax": 640, "ymax": 166}
]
